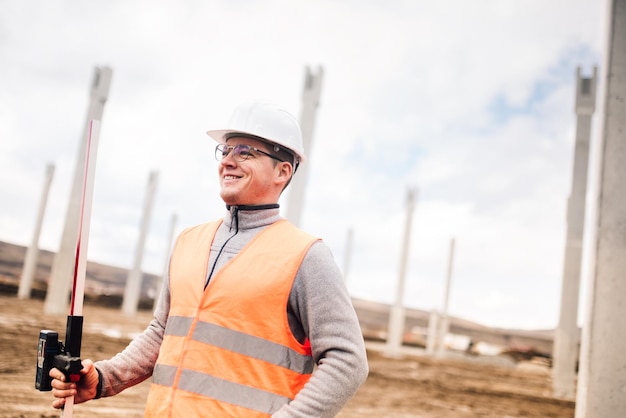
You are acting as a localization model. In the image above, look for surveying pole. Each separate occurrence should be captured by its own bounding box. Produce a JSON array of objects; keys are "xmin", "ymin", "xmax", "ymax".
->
[
  {"xmin": 45, "ymin": 67, "xmax": 112, "ymax": 315},
  {"xmin": 285, "ymin": 65, "xmax": 323, "ymax": 227},
  {"xmin": 36, "ymin": 121, "xmax": 102, "ymax": 418},
  {"xmin": 18, "ymin": 164, "xmax": 55, "ymax": 299},
  {"xmin": 385, "ymin": 188, "xmax": 417, "ymax": 358}
]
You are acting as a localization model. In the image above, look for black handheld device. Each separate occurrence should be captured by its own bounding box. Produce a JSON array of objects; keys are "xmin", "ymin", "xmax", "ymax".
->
[{"xmin": 36, "ymin": 316, "xmax": 84, "ymax": 391}]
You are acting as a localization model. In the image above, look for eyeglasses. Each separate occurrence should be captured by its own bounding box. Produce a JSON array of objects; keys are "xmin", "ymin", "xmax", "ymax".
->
[{"xmin": 215, "ymin": 143, "xmax": 285, "ymax": 163}]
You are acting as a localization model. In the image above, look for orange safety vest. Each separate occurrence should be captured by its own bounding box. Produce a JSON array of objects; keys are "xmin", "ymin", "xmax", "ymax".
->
[{"xmin": 144, "ymin": 219, "xmax": 318, "ymax": 417}]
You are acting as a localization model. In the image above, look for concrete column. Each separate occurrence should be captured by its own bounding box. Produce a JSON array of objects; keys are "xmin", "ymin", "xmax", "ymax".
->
[
  {"xmin": 18, "ymin": 164, "xmax": 55, "ymax": 299},
  {"xmin": 285, "ymin": 66, "xmax": 323, "ymax": 227},
  {"xmin": 45, "ymin": 66, "xmax": 112, "ymax": 315},
  {"xmin": 426, "ymin": 310, "xmax": 440, "ymax": 355},
  {"xmin": 122, "ymin": 171, "xmax": 159, "ymax": 316},
  {"xmin": 152, "ymin": 212, "xmax": 177, "ymax": 310},
  {"xmin": 436, "ymin": 316, "xmax": 450, "ymax": 355},
  {"xmin": 552, "ymin": 67, "xmax": 597, "ymax": 399},
  {"xmin": 576, "ymin": 1, "xmax": 626, "ymax": 416},
  {"xmin": 385, "ymin": 188, "xmax": 417, "ymax": 357},
  {"xmin": 437, "ymin": 238, "xmax": 456, "ymax": 355}
]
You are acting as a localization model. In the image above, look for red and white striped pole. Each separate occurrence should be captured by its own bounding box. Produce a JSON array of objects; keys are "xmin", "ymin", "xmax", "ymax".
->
[{"xmin": 61, "ymin": 119, "xmax": 101, "ymax": 418}]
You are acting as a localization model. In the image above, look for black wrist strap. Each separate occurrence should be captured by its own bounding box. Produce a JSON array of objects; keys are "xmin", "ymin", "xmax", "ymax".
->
[{"xmin": 94, "ymin": 367, "xmax": 104, "ymax": 399}]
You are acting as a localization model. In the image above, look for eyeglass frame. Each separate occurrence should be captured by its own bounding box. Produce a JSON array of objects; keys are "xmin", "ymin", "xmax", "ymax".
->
[{"xmin": 215, "ymin": 143, "xmax": 286, "ymax": 164}]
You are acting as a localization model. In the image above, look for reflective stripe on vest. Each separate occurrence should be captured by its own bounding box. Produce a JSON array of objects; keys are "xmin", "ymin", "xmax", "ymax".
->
[
  {"xmin": 162, "ymin": 316, "xmax": 314, "ymax": 373},
  {"xmin": 153, "ymin": 364, "xmax": 291, "ymax": 413},
  {"xmin": 145, "ymin": 219, "xmax": 318, "ymax": 417}
]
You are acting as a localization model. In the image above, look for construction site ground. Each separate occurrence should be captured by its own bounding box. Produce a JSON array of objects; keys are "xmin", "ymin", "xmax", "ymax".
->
[{"xmin": 0, "ymin": 293, "xmax": 575, "ymax": 417}]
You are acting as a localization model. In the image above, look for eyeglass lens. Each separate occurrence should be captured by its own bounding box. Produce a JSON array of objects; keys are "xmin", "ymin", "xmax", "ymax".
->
[{"xmin": 215, "ymin": 144, "xmax": 254, "ymax": 162}]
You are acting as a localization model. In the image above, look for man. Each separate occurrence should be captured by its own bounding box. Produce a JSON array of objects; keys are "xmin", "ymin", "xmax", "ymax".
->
[{"xmin": 50, "ymin": 101, "xmax": 369, "ymax": 417}]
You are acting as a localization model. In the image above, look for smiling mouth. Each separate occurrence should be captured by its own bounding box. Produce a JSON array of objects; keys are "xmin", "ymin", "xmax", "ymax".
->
[{"xmin": 224, "ymin": 175, "xmax": 240, "ymax": 180}]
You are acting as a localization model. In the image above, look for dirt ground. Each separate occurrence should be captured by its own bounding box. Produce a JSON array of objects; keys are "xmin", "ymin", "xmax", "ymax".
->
[{"xmin": 0, "ymin": 294, "xmax": 575, "ymax": 418}]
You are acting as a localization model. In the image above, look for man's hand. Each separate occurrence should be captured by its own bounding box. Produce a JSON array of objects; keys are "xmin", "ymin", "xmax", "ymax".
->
[{"xmin": 50, "ymin": 359, "xmax": 99, "ymax": 409}]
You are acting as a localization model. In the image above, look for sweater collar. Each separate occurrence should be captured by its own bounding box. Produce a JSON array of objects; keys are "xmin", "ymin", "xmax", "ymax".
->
[{"xmin": 223, "ymin": 204, "xmax": 282, "ymax": 232}]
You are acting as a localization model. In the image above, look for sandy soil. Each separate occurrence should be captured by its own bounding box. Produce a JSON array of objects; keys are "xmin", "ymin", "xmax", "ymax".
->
[{"xmin": 0, "ymin": 294, "xmax": 574, "ymax": 417}]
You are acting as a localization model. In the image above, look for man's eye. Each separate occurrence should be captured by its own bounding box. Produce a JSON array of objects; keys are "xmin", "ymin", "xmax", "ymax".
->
[{"xmin": 237, "ymin": 149, "xmax": 252, "ymax": 157}]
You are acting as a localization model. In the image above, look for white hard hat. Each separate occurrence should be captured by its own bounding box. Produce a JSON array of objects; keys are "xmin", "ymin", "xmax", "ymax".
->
[{"xmin": 206, "ymin": 101, "xmax": 306, "ymax": 165}]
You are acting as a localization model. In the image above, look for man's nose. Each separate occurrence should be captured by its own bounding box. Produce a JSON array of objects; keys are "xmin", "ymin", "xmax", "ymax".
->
[{"xmin": 220, "ymin": 152, "xmax": 237, "ymax": 166}]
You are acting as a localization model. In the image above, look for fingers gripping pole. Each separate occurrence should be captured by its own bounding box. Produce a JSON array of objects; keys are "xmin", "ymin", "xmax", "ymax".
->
[{"xmin": 62, "ymin": 120, "xmax": 101, "ymax": 418}]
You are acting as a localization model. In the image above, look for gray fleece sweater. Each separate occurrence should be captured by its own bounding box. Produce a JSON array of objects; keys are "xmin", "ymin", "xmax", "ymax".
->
[{"xmin": 95, "ymin": 207, "xmax": 369, "ymax": 417}]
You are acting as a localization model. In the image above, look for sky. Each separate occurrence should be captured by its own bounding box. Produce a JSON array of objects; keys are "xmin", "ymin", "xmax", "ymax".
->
[{"xmin": 0, "ymin": 0, "xmax": 607, "ymax": 330}]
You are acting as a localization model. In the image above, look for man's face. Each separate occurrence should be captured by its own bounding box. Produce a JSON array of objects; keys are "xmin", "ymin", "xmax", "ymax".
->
[{"xmin": 218, "ymin": 136, "xmax": 282, "ymax": 206}]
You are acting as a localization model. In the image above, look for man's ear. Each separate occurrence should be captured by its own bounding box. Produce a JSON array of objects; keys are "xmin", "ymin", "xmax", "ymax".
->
[{"xmin": 275, "ymin": 161, "xmax": 293, "ymax": 185}]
